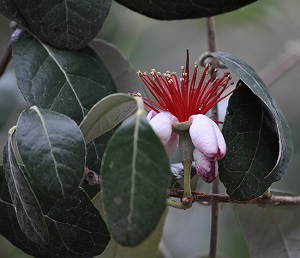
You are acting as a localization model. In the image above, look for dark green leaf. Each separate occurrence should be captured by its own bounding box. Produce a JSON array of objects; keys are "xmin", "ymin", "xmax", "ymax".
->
[
  {"xmin": 0, "ymin": 0, "xmax": 27, "ymax": 26},
  {"xmin": 0, "ymin": 165, "xmax": 11, "ymax": 204},
  {"xmin": 43, "ymin": 188, "xmax": 110, "ymax": 257},
  {"xmin": 2, "ymin": 0, "xmax": 111, "ymax": 49},
  {"xmin": 219, "ymin": 84, "xmax": 279, "ymax": 200},
  {"xmin": 93, "ymin": 192, "xmax": 168, "ymax": 258},
  {"xmin": 101, "ymin": 111, "xmax": 171, "ymax": 246},
  {"xmin": 80, "ymin": 93, "xmax": 137, "ymax": 144},
  {"xmin": 0, "ymin": 199, "xmax": 40, "ymax": 256},
  {"xmin": 214, "ymin": 52, "xmax": 293, "ymax": 180},
  {"xmin": 12, "ymin": 29, "xmax": 116, "ymax": 124},
  {"xmin": 3, "ymin": 130, "xmax": 48, "ymax": 244},
  {"xmin": 0, "ymin": 187, "xmax": 110, "ymax": 257},
  {"xmin": 115, "ymin": 0, "xmax": 256, "ymax": 20},
  {"xmin": 86, "ymin": 130, "xmax": 115, "ymax": 173},
  {"xmin": 235, "ymin": 203, "xmax": 300, "ymax": 258},
  {"xmin": 212, "ymin": 52, "xmax": 293, "ymax": 200},
  {"xmin": 16, "ymin": 106, "xmax": 86, "ymax": 199},
  {"xmin": 91, "ymin": 39, "xmax": 148, "ymax": 96}
]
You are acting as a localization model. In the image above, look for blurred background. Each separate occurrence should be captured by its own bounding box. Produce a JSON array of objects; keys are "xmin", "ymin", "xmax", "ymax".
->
[{"xmin": 0, "ymin": 0, "xmax": 299, "ymax": 257}]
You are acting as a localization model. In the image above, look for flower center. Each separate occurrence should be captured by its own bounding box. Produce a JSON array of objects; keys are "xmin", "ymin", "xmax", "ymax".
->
[{"xmin": 138, "ymin": 52, "xmax": 235, "ymax": 122}]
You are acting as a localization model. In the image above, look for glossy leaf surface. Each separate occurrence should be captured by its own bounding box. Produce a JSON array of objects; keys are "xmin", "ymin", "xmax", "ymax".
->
[
  {"xmin": 3, "ymin": 131, "xmax": 48, "ymax": 244},
  {"xmin": 12, "ymin": 29, "xmax": 116, "ymax": 124},
  {"xmin": 115, "ymin": 0, "xmax": 256, "ymax": 20},
  {"xmin": 80, "ymin": 93, "xmax": 137, "ymax": 144},
  {"xmin": 16, "ymin": 106, "xmax": 86, "ymax": 199},
  {"xmin": 213, "ymin": 52, "xmax": 293, "ymax": 201},
  {"xmin": 101, "ymin": 111, "xmax": 171, "ymax": 246},
  {"xmin": 1, "ymin": 0, "xmax": 112, "ymax": 49},
  {"xmin": 235, "ymin": 203, "xmax": 300, "ymax": 257}
]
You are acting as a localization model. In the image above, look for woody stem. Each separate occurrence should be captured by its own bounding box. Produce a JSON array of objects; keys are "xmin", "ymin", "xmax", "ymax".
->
[{"xmin": 207, "ymin": 16, "xmax": 219, "ymax": 258}]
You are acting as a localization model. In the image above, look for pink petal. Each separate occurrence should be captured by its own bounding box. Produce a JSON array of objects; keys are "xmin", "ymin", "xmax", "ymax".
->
[
  {"xmin": 149, "ymin": 112, "xmax": 178, "ymax": 144},
  {"xmin": 165, "ymin": 132, "xmax": 178, "ymax": 156},
  {"xmin": 193, "ymin": 148, "xmax": 218, "ymax": 183},
  {"xmin": 189, "ymin": 114, "xmax": 226, "ymax": 159}
]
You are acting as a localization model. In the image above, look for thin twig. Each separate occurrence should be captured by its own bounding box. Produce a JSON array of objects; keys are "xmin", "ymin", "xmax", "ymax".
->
[
  {"xmin": 260, "ymin": 39, "xmax": 300, "ymax": 87},
  {"xmin": 169, "ymin": 189, "xmax": 300, "ymax": 206},
  {"xmin": 206, "ymin": 16, "xmax": 218, "ymax": 258},
  {"xmin": 0, "ymin": 42, "xmax": 12, "ymax": 77}
]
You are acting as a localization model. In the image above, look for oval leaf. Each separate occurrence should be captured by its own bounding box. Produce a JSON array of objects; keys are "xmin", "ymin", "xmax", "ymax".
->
[
  {"xmin": 80, "ymin": 93, "xmax": 137, "ymax": 144},
  {"xmin": 235, "ymin": 203, "xmax": 300, "ymax": 258},
  {"xmin": 3, "ymin": 129, "xmax": 48, "ymax": 244},
  {"xmin": 44, "ymin": 188, "xmax": 111, "ymax": 257},
  {"xmin": 91, "ymin": 39, "xmax": 148, "ymax": 96},
  {"xmin": 115, "ymin": 0, "xmax": 256, "ymax": 20},
  {"xmin": 211, "ymin": 52, "xmax": 293, "ymax": 200},
  {"xmin": 93, "ymin": 192, "xmax": 168, "ymax": 258},
  {"xmin": 16, "ymin": 106, "xmax": 86, "ymax": 199},
  {"xmin": 0, "ymin": 186, "xmax": 110, "ymax": 257},
  {"xmin": 12, "ymin": 28, "xmax": 116, "ymax": 124},
  {"xmin": 101, "ymin": 111, "xmax": 171, "ymax": 246},
  {"xmin": 219, "ymin": 83, "xmax": 280, "ymax": 200},
  {"xmin": 3, "ymin": 0, "xmax": 112, "ymax": 49}
]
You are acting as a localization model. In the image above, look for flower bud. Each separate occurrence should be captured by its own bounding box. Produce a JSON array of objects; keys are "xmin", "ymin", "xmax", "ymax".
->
[
  {"xmin": 193, "ymin": 148, "xmax": 218, "ymax": 183},
  {"xmin": 189, "ymin": 114, "xmax": 226, "ymax": 159}
]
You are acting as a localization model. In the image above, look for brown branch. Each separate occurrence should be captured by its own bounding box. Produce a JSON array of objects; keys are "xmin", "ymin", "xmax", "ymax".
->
[
  {"xmin": 0, "ymin": 42, "xmax": 12, "ymax": 77},
  {"xmin": 169, "ymin": 189, "xmax": 300, "ymax": 206},
  {"xmin": 206, "ymin": 16, "xmax": 219, "ymax": 258},
  {"xmin": 260, "ymin": 39, "xmax": 300, "ymax": 87}
]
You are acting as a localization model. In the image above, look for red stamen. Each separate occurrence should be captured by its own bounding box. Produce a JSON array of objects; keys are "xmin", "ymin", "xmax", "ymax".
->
[{"xmin": 138, "ymin": 52, "xmax": 236, "ymax": 122}]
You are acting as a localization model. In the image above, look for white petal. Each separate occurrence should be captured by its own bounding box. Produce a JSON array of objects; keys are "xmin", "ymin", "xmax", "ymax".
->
[
  {"xmin": 210, "ymin": 118, "xmax": 226, "ymax": 159},
  {"xmin": 193, "ymin": 148, "xmax": 218, "ymax": 183},
  {"xmin": 146, "ymin": 110, "xmax": 157, "ymax": 121},
  {"xmin": 149, "ymin": 112, "xmax": 178, "ymax": 144},
  {"xmin": 165, "ymin": 132, "xmax": 178, "ymax": 156},
  {"xmin": 189, "ymin": 114, "xmax": 226, "ymax": 159}
]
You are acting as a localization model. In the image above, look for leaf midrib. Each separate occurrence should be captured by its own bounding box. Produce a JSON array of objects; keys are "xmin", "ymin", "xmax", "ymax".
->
[{"xmin": 32, "ymin": 106, "xmax": 65, "ymax": 198}]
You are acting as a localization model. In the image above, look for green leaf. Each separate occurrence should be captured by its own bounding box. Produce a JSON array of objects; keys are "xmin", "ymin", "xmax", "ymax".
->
[
  {"xmin": 80, "ymin": 93, "xmax": 137, "ymax": 144},
  {"xmin": 0, "ymin": 0, "xmax": 27, "ymax": 26},
  {"xmin": 44, "ymin": 188, "xmax": 110, "ymax": 257},
  {"xmin": 0, "ymin": 186, "xmax": 111, "ymax": 257},
  {"xmin": 115, "ymin": 0, "xmax": 256, "ymax": 20},
  {"xmin": 235, "ymin": 203, "xmax": 300, "ymax": 258},
  {"xmin": 93, "ymin": 192, "xmax": 168, "ymax": 258},
  {"xmin": 0, "ymin": 165, "xmax": 11, "ymax": 204},
  {"xmin": 91, "ymin": 39, "xmax": 148, "ymax": 96},
  {"xmin": 12, "ymin": 28, "xmax": 116, "ymax": 124},
  {"xmin": 219, "ymin": 84, "xmax": 280, "ymax": 200},
  {"xmin": 16, "ymin": 106, "xmax": 86, "ymax": 199},
  {"xmin": 86, "ymin": 130, "xmax": 115, "ymax": 173},
  {"xmin": 101, "ymin": 110, "xmax": 171, "ymax": 246},
  {"xmin": 1, "ymin": 0, "xmax": 112, "ymax": 49},
  {"xmin": 3, "ymin": 129, "xmax": 48, "ymax": 244},
  {"xmin": 212, "ymin": 52, "xmax": 293, "ymax": 201}
]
